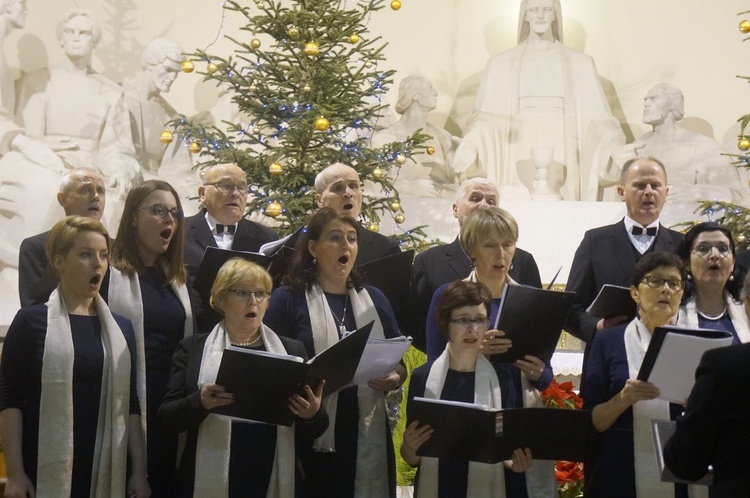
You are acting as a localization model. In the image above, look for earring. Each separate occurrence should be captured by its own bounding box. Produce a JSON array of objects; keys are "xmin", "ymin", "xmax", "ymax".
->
[
  {"xmin": 510, "ymin": 263, "xmax": 514, "ymax": 271},
  {"xmin": 729, "ymin": 274, "xmax": 735, "ymax": 281},
  {"xmin": 687, "ymin": 272, "xmax": 692, "ymax": 281},
  {"xmin": 313, "ymin": 258, "xmax": 317, "ymax": 265}
]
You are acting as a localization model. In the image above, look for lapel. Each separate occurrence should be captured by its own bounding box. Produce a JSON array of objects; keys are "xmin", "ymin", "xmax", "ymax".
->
[
  {"xmin": 190, "ymin": 211, "xmax": 218, "ymax": 250},
  {"xmin": 607, "ymin": 220, "xmax": 637, "ymax": 272},
  {"xmin": 653, "ymin": 224, "xmax": 679, "ymax": 252},
  {"xmin": 445, "ymin": 237, "xmax": 472, "ymax": 279}
]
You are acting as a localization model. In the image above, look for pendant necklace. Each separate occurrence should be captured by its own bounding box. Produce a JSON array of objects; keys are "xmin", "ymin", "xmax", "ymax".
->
[{"xmin": 329, "ymin": 294, "xmax": 349, "ymax": 335}]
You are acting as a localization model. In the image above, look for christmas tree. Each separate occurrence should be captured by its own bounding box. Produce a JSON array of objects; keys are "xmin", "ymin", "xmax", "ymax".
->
[{"xmin": 169, "ymin": 0, "xmax": 430, "ymax": 246}]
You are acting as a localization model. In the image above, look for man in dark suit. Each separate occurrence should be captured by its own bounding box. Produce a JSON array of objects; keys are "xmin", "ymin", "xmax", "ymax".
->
[
  {"xmin": 664, "ymin": 342, "xmax": 750, "ymax": 497},
  {"xmin": 18, "ymin": 167, "xmax": 106, "ymax": 306},
  {"xmin": 408, "ymin": 177, "xmax": 542, "ymax": 352},
  {"xmin": 184, "ymin": 163, "xmax": 278, "ymax": 332}
]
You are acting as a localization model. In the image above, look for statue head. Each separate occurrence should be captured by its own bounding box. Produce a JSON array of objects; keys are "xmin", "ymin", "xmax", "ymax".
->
[
  {"xmin": 643, "ymin": 83, "xmax": 684, "ymax": 125},
  {"xmin": 518, "ymin": 0, "xmax": 562, "ymax": 43},
  {"xmin": 1, "ymin": 0, "xmax": 27, "ymax": 30},
  {"xmin": 394, "ymin": 75, "xmax": 437, "ymax": 114},
  {"xmin": 141, "ymin": 38, "xmax": 183, "ymax": 94},
  {"xmin": 56, "ymin": 9, "xmax": 101, "ymax": 59}
]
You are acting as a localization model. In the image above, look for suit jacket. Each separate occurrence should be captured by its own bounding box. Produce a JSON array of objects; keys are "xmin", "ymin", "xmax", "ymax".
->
[
  {"xmin": 184, "ymin": 211, "xmax": 278, "ymax": 333},
  {"xmin": 564, "ymin": 220, "xmax": 683, "ymax": 344},
  {"xmin": 18, "ymin": 230, "xmax": 58, "ymax": 307},
  {"xmin": 407, "ymin": 236, "xmax": 542, "ymax": 352},
  {"xmin": 664, "ymin": 343, "xmax": 750, "ymax": 497}
]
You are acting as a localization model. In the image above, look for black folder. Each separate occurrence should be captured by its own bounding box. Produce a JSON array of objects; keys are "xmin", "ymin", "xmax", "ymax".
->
[
  {"xmin": 358, "ymin": 250, "xmax": 414, "ymax": 314},
  {"xmin": 651, "ymin": 420, "xmax": 713, "ymax": 485},
  {"xmin": 192, "ymin": 246, "xmax": 272, "ymax": 298},
  {"xmin": 491, "ymin": 285, "xmax": 575, "ymax": 363},
  {"xmin": 586, "ymin": 284, "xmax": 637, "ymax": 320},
  {"xmin": 411, "ymin": 398, "xmax": 592, "ymax": 463},
  {"xmin": 213, "ymin": 321, "xmax": 374, "ymax": 426}
]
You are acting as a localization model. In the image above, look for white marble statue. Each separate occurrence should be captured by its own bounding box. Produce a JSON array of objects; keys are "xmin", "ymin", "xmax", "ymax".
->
[
  {"xmin": 15, "ymin": 8, "xmax": 140, "ymax": 207},
  {"xmin": 453, "ymin": 0, "xmax": 625, "ymax": 201},
  {"xmin": 122, "ymin": 38, "xmax": 199, "ymax": 215},
  {"xmin": 619, "ymin": 82, "xmax": 747, "ymax": 204},
  {"xmin": 371, "ymin": 75, "xmax": 459, "ymax": 197}
]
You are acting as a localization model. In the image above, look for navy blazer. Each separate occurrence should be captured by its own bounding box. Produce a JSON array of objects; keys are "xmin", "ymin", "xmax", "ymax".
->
[{"xmin": 18, "ymin": 230, "xmax": 57, "ymax": 307}]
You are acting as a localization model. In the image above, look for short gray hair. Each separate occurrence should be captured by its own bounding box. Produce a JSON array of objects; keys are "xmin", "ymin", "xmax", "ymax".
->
[
  {"xmin": 59, "ymin": 167, "xmax": 101, "ymax": 195},
  {"xmin": 454, "ymin": 177, "xmax": 498, "ymax": 205},
  {"xmin": 314, "ymin": 162, "xmax": 356, "ymax": 194}
]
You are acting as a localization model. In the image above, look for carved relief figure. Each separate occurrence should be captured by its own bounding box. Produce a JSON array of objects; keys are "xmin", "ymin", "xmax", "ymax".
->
[
  {"xmin": 371, "ymin": 75, "xmax": 458, "ymax": 197},
  {"xmin": 453, "ymin": 0, "xmax": 625, "ymax": 201}
]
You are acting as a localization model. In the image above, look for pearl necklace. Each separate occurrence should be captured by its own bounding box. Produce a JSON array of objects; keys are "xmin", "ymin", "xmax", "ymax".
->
[
  {"xmin": 230, "ymin": 333, "xmax": 263, "ymax": 347},
  {"xmin": 697, "ymin": 307, "xmax": 728, "ymax": 321}
]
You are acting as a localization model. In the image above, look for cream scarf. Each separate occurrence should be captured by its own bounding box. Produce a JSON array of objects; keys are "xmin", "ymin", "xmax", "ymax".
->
[
  {"xmin": 465, "ymin": 271, "xmax": 557, "ymax": 497},
  {"xmin": 305, "ymin": 284, "xmax": 389, "ymax": 498},
  {"xmin": 107, "ymin": 266, "xmax": 193, "ymax": 439},
  {"xmin": 677, "ymin": 292, "xmax": 750, "ymax": 343},
  {"xmin": 38, "ymin": 287, "xmax": 130, "ymax": 498},
  {"xmin": 193, "ymin": 323, "xmax": 295, "ymax": 498},
  {"xmin": 417, "ymin": 348, "xmax": 505, "ymax": 497}
]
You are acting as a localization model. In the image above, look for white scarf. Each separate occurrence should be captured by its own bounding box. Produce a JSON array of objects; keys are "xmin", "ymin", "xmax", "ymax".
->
[
  {"xmin": 193, "ymin": 323, "xmax": 295, "ymax": 498},
  {"xmin": 107, "ymin": 266, "xmax": 193, "ymax": 440},
  {"xmin": 304, "ymin": 284, "xmax": 389, "ymax": 498},
  {"xmin": 38, "ymin": 287, "xmax": 130, "ymax": 498},
  {"xmin": 464, "ymin": 271, "xmax": 557, "ymax": 497},
  {"xmin": 417, "ymin": 348, "xmax": 505, "ymax": 497},
  {"xmin": 677, "ymin": 292, "xmax": 750, "ymax": 343}
]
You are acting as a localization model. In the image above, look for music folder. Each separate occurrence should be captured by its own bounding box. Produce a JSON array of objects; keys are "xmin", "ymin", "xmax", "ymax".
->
[
  {"xmin": 411, "ymin": 398, "xmax": 592, "ymax": 463},
  {"xmin": 213, "ymin": 321, "xmax": 374, "ymax": 426},
  {"xmin": 651, "ymin": 420, "xmax": 713, "ymax": 485},
  {"xmin": 637, "ymin": 325, "xmax": 733, "ymax": 404},
  {"xmin": 192, "ymin": 246, "xmax": 272, "ymax": 298},
  {"xmin": 357, "ymin": 250, "xmax": 414, "ymax": 314},
  {"xmin": 586, "ymin": 284, "xmax": 637, "ymax": 320},
  {"xmin": 491, "ymin": 285, "xmax": 575, "ymax": 363}
]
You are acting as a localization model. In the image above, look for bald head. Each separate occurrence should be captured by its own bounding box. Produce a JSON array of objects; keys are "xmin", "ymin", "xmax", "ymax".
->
[
  {"xmin": 453, "ymin": 177, "xmax": 499, "ymax": 226},
  {"xmin": 57, "ymin": 168, "xmax": 106, "ymax": 220},
  {"xmin": 314, "ymin": 163, "xmax": 363, "ymax": 219}
]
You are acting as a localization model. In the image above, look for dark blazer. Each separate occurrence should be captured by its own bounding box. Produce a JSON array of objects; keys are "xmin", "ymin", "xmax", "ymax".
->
[
  {"xmin": 18, "ymin": 231, "xmax": 58, "ymax": 307},
  {"xmin": 564, "ymin": 220, "xmax": 683, "ymax": 344},
  {"xmin": 183, "ymin": 211, "xmax": 278, "ymax": 333},
  {"xmin": 407, "ymin": 236, "xmax": 542, "ymax": 352},
  {"xmin": 664, "ymin": 343, "xmax": 750, "ymax": 497}
]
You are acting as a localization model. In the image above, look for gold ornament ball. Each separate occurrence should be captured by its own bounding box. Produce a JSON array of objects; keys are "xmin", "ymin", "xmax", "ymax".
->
[
  {"xmin": 738, "ymin": 234, "xmax": 747, "ymax": 244},
  {"xmin": 739, "ymin": 137, "xmax": 750, "ymax": 151},
  {"xmin": 269, "ymin": 161, "xmax": 283, "ymax": 176},
  {"xmin": 249, "ymin": 84, "xmax": 258, "ymax": 92},
  {"xmin": 367, "ymin": 222, "xmax": 380, "ymax": 233},
  {"xmin": 364, "ymin": 61, "xmax": 373, "ymax": 68},
  {"xmin": 314, "ymin": 116, "xmax": 330, "ymax": 131},
  {"xmin": 426, "ymin": 145, "xmax": 436, "ymax": 155},
  {"xmin": 265, "ymin": 201, "xmax": 283, "ymax": 218},
  {"xmin": 394, "ymin": 213, "xmax": 405, "ymax": 224},
  {"xmin": 287, "ymin": 25, "xmax": 300, "ymax": 38},
  {"xmin": 302, "ymin": 84, "xmax": 312, "ymax": 93},
  {"xmin": 188, "ymin": 141, "xmax": 201, "ymax": 154},
  {"xmin": 740, "ymin": 20, "xmax": 750, "ymax": 33},
  {"xmin": 252, "ymin": 126, "xmax": 261, "ymax": 134},
  {"xmin": 256, "ymin": 1, "xmax": 265, "ymax": 8},
  {"xmin": 206, "ymin": 62, "xmax": 218, "ymax": 74},
  {"xmin": 371, "ymin": 167, "xmax": 384, "ymax": 180},
  {"xmin": 304, "ymin": 41, "xmax": 319, "ymax": 57},
  {"xmin": 349, "ymin": 34, "xmax": 360, "ymax": 44},
  {"xmin": 250, "ymin": 38, "xmax": 262, "ymax": 49},
  {"xmin": 180, "ymin": 60, "xmax": 195, "ymax": 73},
  {"xmin": 159, "ymin": 130, "xmax": 174, "ymax": 144},
  {"xmin": 395, "ymin": 153, "xmax": 407, "ymax": 165},
  {"xmin": 389, "ymin": 200, "xmax": 401, "ymax": 212},
  {"xmin": 390, "ymin": 0, "xmax": 402, "ymax": 10}
]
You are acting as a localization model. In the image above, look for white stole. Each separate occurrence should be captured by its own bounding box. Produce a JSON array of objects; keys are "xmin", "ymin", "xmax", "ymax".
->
[
  {"xmin": 304, "ymin": 284, "xmax": 389, "ymax": 498},
  {"xmin": 417, "ymin": 349, "xmax": 505, "ymax": 497},
  {"xmin": 38, "ymin": 287, "xmax": 130, "ymax": 498},
  {"xmin": 107, "ymin": 266, "xmax": 193, "ymax": 440},
  {"xmin": 193, "ymin": 323, "xmax": 295, "ymax": 498},
  {"xmin": 677, "ymin": 293, "xmax": 750, "ymax": 343},
  {"xmin": 464, "ymin": 271, "xmax": 557, "ymax": 497}
]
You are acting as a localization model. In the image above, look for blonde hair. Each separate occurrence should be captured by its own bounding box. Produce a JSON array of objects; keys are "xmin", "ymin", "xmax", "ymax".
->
[
  {"xmin": 46, "ymin": 216, "xmax": 110, "ymax": 276},
  {"xmin": 460, "ymin": 206, "xmax": 518, "ymax": 257},
  {"xmin": 210, "ymin": 258, "xmax": 272, "ymax": 314}
]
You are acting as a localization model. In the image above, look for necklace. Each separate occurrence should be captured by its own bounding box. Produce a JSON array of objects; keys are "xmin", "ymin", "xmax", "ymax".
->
[
  {"xmin": 328, "ymin": 294, "xmax": 349, "ymax": 335},
  {"xmin": 230, "ymin": 333, "xmax": 263, "ymax": 347},
  {"xmin": 697, "ymin": 307, "xmax": 728, "ymax": 321}
]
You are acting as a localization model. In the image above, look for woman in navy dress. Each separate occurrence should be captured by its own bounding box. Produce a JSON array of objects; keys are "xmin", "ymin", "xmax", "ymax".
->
[
  {"xmin": 402, "ymin": 280, "xmax": 532, "ymax": 498},
  {"xmin": 160, "ymin": 258, "xmax": 327, "ymax": 497},
  {"xmin": 263, "ymin": 207, "xmax": 406, "ymax": 498},
  {"xmin": 0, "ymin": 216, "xmax": 149, "ymax": 497},
  {"xmin": 676, "ymin": 222, "xmax": 750, "ymax": 343},
  {"xmin": 105, "ymin": 180, "xmax": 195, "ymax": 497}
]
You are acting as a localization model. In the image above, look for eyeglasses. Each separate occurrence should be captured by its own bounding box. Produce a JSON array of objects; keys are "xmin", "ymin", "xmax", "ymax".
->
[
  {"xmin": 205, "ymin": 182, "xmax": 249, "ymax": 195},
  {"xmin": 640, "ymin": 275, "xmax": 685, "ymax": 292},
  {"xmin": 692, "ymin": 243, "xmax": 732, "ymax": 258},
  {"xmin": 227, "ymin": 289, "xmax": 270, "ymax": 303},
  {"xmin": 136, "ymin": 204, "xmax": 182, "ymax": 220},
  {"xmin": 449, "ymin": 317, "xmax": 491, "ymax": 330}
]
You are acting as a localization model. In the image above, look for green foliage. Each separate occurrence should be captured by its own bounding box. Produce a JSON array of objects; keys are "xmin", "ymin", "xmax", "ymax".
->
[
  {"xmin": 674, "ymin": 200, "xmax": 750, "ymax": 251},
  {"xmin": 170, "ymin": 0, "xmax": 430, "ymax": 243}
]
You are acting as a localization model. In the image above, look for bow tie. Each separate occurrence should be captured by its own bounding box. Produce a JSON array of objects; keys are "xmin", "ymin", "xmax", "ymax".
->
[
  {"xmin": 631, "ymin": 226, "xmax": 657, "ymax": 236},
  {"xmin": 216, "ymin": 224, "xmax": 236, "ymax": 235}
]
